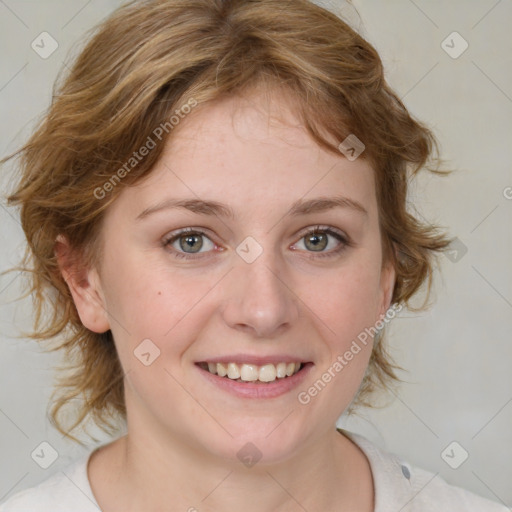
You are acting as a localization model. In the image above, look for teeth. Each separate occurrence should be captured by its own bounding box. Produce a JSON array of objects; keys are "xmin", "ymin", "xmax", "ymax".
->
[
  {"xmin": 276, "ymin": 362, "xmax": 287, "ymax": 378},
  {"xmin": 227, "ymin": 363, "xmax": 240, "ymax": 379},
  {"xmin": 205, "ymin": 361, "xmax": 302, "ymax": 383},
  {"xmin": 240, "ymin": 364, "xmax": 259, "ymax": 381},
  {"xmin": 216, "ymin": 362, "xmax": 227, "ymax": 377},
  {"xmin": 258, "ymin": 364, "xmax": 276, "ymax": 382}
]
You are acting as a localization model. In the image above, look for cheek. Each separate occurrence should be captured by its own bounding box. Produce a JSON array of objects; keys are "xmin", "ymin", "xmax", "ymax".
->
[
  {"xmin": 101, "ymin": 255, "xmax": 218, "ymax": 359},
  {"xmin": 304, "ymin": 257, "xmax": 383, "ymax": 344},
  {"xmin": 297, "ymin": 262, "xmax": 382, "ymax": 414}
]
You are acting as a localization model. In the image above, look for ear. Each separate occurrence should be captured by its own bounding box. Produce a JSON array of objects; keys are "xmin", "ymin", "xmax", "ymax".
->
[
  {"xmin": 377, "ymin": 253, "xmax": 397, "ymax": 321},
  {"xmin": 54, "ymin": 235, "xmax": 110, "ymax": 333}
]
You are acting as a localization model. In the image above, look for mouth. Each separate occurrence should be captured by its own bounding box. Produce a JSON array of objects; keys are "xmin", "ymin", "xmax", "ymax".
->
[
  {"xmin": 195, "ymin": 360, "xmax": 313, "ymax": 399},
  {"xmin": 197, "ymin": 361, "xmax": 303, "ymax": 383}
]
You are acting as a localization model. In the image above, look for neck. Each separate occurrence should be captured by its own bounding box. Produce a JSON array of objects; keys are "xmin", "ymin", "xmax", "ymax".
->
[{"xmin": 97, "ymin": 423, "xmax": 373, "ymax": 512}]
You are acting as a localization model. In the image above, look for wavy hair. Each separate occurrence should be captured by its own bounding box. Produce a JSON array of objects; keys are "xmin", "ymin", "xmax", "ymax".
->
[{"xmin": 1, "ymin": 0, "xmax": 453, "ymax": 444}]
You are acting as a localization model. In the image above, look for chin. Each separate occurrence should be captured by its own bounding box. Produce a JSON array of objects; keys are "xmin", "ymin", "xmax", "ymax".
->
[{"xmin": 192, "ymin": 417, "xmax": 312, "ymax": 467}]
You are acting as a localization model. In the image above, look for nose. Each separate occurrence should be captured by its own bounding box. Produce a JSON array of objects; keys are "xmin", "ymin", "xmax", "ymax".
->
[{"xmin": 221, "ymin": 248, "xmax": 300, "ymax": 339}]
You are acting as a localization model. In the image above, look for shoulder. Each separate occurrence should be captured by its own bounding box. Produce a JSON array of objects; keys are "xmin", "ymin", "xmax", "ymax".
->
[
  {"xmin": 0, "ymin": 452, "xmax": 100, "ymax": 512},
  {"xmin": 339, "ymin": 429, "xmax": 508, "ymax": 512}
]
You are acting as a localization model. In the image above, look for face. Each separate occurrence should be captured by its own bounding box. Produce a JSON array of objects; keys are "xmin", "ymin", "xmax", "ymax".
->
[{"xmin": 65, "ymin": 87, "xmax": 395, "ymax": 464}]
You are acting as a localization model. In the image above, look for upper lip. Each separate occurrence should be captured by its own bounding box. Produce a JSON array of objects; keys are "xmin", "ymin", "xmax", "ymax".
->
[{"xmin": 197, "ymin": 354, "xmax": 311, "ymax": 366}]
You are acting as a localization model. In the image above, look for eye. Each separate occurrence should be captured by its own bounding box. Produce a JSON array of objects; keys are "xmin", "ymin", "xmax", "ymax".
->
[
  {"xmin": 162, "ymin": 228, "xmax": 217, "ymax": 259},
  {"xmin": 292, "ymin": 225, "xmax": 350, "ymax": 259},
  {"xmin": 162, "ymin": 225, "xmax": 350, "ymax": 261}
]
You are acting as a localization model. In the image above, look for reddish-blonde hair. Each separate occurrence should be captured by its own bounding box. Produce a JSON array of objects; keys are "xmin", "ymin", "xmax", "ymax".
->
[{"xmin": 2, "ymin": 0, "xmax": 453, "ymax": 443}]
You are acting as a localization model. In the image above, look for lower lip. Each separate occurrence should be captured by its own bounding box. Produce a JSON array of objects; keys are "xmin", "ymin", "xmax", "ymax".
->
[{"xmin": 196, "ymin": 363, "xmax": 313, "ymax": 399}]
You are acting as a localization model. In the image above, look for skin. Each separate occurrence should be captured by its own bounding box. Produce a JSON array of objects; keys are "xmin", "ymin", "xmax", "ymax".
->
[{"xmin": 57, "ymin": 85, "xmax": 396, "ymax": 512}]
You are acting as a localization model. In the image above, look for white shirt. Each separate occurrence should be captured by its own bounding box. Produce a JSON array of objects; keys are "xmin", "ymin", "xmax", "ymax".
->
[{"xmin": 0, "ymin": 429, "xmax": 507, "ymax": 511}]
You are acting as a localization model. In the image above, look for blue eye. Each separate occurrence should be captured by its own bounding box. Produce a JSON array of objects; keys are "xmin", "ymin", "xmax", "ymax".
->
[
  {"xmin": 162, "ymin": 225, "xmax": 350, "ymax": 260},
  {"xmin": 292, "ymin": 226, "xmax": 349, "ymax": 259},
  {"xmin": 162, "ymin": 228, "xmax": 216, "ymax": 259}
]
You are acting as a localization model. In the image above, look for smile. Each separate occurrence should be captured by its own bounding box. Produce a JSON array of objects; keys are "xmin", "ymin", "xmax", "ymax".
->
[
  {"xmin": 196, "ymin": 359, "xmax": 312, "ymax": 399},
  {"xmin": 199, "ymin": 361, "xmax": 302, "ymax": 383}
]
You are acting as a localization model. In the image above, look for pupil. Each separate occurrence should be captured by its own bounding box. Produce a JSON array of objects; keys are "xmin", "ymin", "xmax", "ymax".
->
[
  {"xmin": 181, "ymin": 234, "xmax": 202, "ymax": 253},
  {"xmin": 307, "ymin": 232, "xmax": 327, "ymax": 251}
]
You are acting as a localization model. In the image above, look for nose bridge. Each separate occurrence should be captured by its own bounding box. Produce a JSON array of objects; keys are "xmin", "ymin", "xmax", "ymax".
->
[{"xmin": 221, "ymin": 237, "xmax": 299, "ymax": 338}]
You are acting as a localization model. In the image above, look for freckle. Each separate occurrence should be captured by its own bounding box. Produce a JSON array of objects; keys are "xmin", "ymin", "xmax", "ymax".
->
[{"xmin": 158, "ymin": 291, "xmax": 162, "ymax": 295}]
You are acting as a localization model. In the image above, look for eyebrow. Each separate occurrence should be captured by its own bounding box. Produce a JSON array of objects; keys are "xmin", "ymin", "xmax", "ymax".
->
[{"xmin": 135, "ymin": 195, "xmax": 368, "ymax": 222}]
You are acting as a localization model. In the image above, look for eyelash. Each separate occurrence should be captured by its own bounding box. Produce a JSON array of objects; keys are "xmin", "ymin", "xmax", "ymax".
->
[{"xmin": 161, "ymin": 225, "xmax": 351, "ymax": 261}]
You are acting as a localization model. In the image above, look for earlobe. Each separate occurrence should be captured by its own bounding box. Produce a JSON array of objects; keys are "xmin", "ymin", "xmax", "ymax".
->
[{"xmin": 54, "ymin": 235, "xmax": 110, "ymax": 333}]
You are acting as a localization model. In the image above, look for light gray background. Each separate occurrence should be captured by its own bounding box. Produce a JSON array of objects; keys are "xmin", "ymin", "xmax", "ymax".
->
[{"xmin": 0, "ymin": 0, "xmax": 511, "ymax": 507}]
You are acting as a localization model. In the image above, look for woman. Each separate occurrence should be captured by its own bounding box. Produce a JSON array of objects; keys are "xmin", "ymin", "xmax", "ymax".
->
[{"xmin": 0, "ymin": 0, "xmax": 507, "ymax": 510}]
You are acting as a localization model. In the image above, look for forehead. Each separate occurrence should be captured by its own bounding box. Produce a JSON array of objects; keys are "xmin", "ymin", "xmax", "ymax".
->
[{"xmin": 111, "ymin": 88, "xmax": 378, "ymax": 222}]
